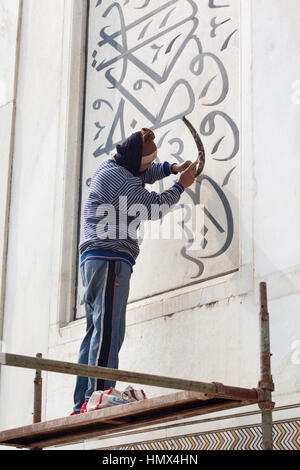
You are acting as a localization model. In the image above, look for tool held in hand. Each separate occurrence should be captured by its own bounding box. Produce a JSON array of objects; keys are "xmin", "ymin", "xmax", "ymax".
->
[{"xmin": 182, "ymin": 116, "xmax": 206, "ymax": 177}]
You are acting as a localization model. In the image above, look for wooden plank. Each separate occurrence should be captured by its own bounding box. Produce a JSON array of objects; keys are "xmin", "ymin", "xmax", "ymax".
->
[
  {"xmin": 0, "ymin": 391, "xmax": 210, "ymax": 441},
  {"xmin": 28, "ymin": 401, "xmax": 247, "ymax": 450},
  {"xmin": 0, "ymin": 391, "xmax": 258, "ymax": 449}
]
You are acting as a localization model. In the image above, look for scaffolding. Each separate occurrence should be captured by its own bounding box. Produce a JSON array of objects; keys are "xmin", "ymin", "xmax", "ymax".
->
[{"xmin": 0, "ymin": 282, "xmax": 274, "ymax": 450}]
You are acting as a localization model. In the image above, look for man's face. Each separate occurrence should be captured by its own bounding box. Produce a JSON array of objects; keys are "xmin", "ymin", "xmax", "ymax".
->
[
  {"xmin": 139, "ymin": 161, "xmax": 153, "ymax": 172},
  {"xmin": 139, "ymin": 150, "xmax": 158, "ymax": 173}
]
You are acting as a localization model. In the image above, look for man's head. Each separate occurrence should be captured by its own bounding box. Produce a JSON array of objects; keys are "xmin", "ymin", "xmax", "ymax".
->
[
  {"xmin": 139, "ymin": 128, "xmax": 157, "ymax": 172},
  {"xmin": 113, "ymin": 128, "xmax": 157, "ymax": 176}
]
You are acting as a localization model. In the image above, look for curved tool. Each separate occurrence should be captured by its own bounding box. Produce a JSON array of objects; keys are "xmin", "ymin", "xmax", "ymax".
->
[{"xmin": 182, "ymin": 116, "xmax": 205, "ymax": 176}]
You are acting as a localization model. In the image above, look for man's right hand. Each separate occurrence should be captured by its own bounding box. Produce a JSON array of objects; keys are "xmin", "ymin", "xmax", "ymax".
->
[{"xmin": 178, "ymin": 160, "xmax": 198, "ymax": 188}]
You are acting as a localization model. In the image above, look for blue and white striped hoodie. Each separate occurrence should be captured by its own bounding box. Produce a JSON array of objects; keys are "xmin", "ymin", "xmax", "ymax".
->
[{"xmin": 79, "ymin": 158, "xmax": 184, "ymax": 271}]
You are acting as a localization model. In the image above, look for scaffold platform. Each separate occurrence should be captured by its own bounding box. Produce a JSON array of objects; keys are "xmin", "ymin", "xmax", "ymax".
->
[{"xmin": 0, "ymin": 282, "xmax": 275, "ymax": 450}]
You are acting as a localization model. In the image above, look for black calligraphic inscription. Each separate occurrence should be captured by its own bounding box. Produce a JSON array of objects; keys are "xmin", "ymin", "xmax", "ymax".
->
[
  {"xmin": 178, "ymin": 203, "xmax": 205, "ymax": 279},
  {"xmin": 199, "ymin": 76, "xmax": 216, "ymax": 100},
  {"xmin": 83, "ymin": 0, "xmax": 240, "ymax": 285},
  {"xmin": 101, "ymin": 4, "xmax": 129, "ymax": 88},
  {"xmin": 160, "ymin": 8, "xmax": 177, "ymax": 28},
  {"xmin": 94, "ymin": 122, "xmax": 105, "ymax": 141},
  {"xmin": 94, "ymin": 98, "xmax": 126, "ymax": 157},
  {"xmin": 151, "ymin": 43, "xmax": 164, "ymax": 64},
  {"xmin": 181, "ymin": 242, "xmax": 205, "ymax": 278},
  {"xmin": 200, "ymin": 111, "xmax": 239, "ymax": 161},
  {"xmin": 222, "ymin": 166, "xmax": 236, "ymax": 187},
  {"xmin": 210, "ymin": 17, "xmax": 231, "ymax": 38},
  {"xmin": 168, "ymin": 138, "xmax": 184, "ymax": 163},
  {"xmin": 198, "ymin": 175, "xmax": 234, "ymax": 259},
  {"xmin": 221, "ymin": 29, "xmax": 238, "ymax": 51},
  {"xmin": 184, "ymin": 177, "xmax": 225, "ymax": 239},
  {"xmin": 138, "ymin": 21, "xmax": 152, "ymax": 39},
  {"xmin": 135, "ymin": 0, "xmax": 150, "ymax": 9},
  {"xmin": 175, "ymin": 174, "xmax": 233, "ymax": 268},
  {"xmin": 93, "ymin": 98, "xmax": 113, "ymax": 111},
  {"xmin": 190, "ymin": 35, "xmax": 229, "ymax": 106},
  {"xmin": 211, "ymin": 135, "xmax": 225, "ymax": 154},
  {"xmin": 168, "ymin": 204, "xmax": 204, "ymax": 279},
  {"xmin": 209, "ymin": 0, "xmax": 230, "ymax": 8},
  {"xmin": 133, "ymin": 79, "xmax": 155, "ymax": 91},
  {"xmin": 91, "ymin": 49, "xmax": 98, "ymax": 68},
  {"xmin": 104, "ymin": 71, "xmax": 195, "ymax": 131},
  {"xmin": 97, "ymin": 1, "xmax": 198, "ymax": 85},
  {"xmin": 165, "ymin": 34, "xmax": 181, "ymax": 54}
]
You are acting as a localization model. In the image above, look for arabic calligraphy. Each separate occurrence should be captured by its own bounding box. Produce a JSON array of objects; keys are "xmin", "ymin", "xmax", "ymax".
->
[{"xmin": 82, "ymin": 0, "xmax": 240, "ymax": 284}]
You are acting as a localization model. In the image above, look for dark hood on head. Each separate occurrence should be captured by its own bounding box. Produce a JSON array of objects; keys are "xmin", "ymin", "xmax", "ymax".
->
[{"xmin": 113, "ymin": 131, "xmax": 143, "ymax": 176}]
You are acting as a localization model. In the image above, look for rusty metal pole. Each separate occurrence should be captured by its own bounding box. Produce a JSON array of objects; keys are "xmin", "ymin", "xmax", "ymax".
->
[
  {"xmin": 33, "ymin": 353, "xmax": 42, "ymax": 424},
  {"xmin": 258, "ymin": 282, "xmax": 275, "ymax": 450},
  {"xmin": 1, "ymin": 353, "xmax": 260, "ymax": 400}
]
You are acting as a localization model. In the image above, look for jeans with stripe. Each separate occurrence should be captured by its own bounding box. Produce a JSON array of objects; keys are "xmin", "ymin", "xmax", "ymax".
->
[{"xmin": 73, "ymin": 258, "xmax": 132, "ymax": 413}]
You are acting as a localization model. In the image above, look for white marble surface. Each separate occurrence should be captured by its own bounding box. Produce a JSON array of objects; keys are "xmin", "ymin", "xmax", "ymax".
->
[
  {"xmin": 0, "ymin": 0, "xmax": 20, "ymax": 106},
  {"xmin": 252, "ymin": 0, "xmax": 300, "ymax": 276},
  {"xmin": 0, "ymin": 0, "xmax": 299, "ymax": 450},
  {"xmin": 81, "ymin": 0, "xmax": 241, "ymax": 301},
  {"xmin": 0, "ymin": 0, "xmax": 65, "ymax": 431}
]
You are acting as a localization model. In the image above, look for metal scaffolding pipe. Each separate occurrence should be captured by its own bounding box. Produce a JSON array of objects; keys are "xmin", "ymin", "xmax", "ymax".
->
[
  {"xmin": 33, "ymin": 353, "xmax": 42, "ymax": 424},
  {"xmin": 258, "ymin": 282, "xmax": 275, "ymax": 450},
  {"xmin": 0, "ymin": 352, "xmax": 260, "ymax": 402},
  {"xmin": 0, "ymin": 282, "xmax": 274, "ymax": 450}
]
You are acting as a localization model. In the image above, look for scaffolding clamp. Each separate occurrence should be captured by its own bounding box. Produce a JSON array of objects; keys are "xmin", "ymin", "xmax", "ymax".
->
[
  {"xmin": 258, "ymin": 400, "xmax": 275, "ymax": 411},
  {"xmin": 258, "ymin": 376, "xmax": 275, "ymax": 392}
]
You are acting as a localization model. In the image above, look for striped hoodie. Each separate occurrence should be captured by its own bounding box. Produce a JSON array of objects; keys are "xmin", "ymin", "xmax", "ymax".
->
[{"xmin": 79, "ymin": 158, "xmax": 184, "ymax": 271}]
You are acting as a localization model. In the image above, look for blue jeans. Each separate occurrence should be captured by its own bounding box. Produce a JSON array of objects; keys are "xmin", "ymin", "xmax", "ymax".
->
[{"xmin": 73, "ymin": 258, "xmax": 132, "ymax": 413}]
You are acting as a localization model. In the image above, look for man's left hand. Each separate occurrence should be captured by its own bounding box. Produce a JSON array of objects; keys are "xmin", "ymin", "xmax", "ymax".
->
[{"xmin": 172, "ymin": 161, "xmax": 193, "ymax": 173}]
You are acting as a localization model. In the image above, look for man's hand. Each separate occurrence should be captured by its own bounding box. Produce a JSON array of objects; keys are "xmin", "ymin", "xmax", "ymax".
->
[
  {"xmin": 172, "ymin": 161, "xmax": 192, "ymax": 173},
  {"xmin": 178, "ymin": 160, "xmax": 198, "ymax": 189}
]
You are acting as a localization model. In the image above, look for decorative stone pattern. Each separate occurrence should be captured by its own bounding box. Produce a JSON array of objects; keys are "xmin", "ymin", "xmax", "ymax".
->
[{"xmin": 104, "ymin": 418, "xmax": 300, "ymax": 451}]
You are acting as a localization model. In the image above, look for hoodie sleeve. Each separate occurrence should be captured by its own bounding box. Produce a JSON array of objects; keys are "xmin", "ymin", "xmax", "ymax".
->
[
  {"xmin": 138, "ymin": 162, "xmax": 179, "ymax": 184},
  {"xmin": 113, "ymin": 176, "xmax": 185, "ymax": 221}
]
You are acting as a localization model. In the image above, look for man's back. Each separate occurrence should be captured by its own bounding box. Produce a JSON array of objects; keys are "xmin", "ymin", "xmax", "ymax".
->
[{"xmin": 79, "ymin": 158, "xmax": 183, "ymax": 264}]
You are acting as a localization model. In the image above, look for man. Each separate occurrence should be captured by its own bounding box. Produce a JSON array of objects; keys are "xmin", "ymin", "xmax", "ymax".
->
[{"xmin": 71, "ymin": 128, "xmax": 197, "ymax": 414}]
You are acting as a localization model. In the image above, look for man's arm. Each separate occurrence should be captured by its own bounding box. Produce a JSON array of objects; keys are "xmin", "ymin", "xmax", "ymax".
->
[
  {"xmin": 111, "ymin": 160, "xmax": 197, "ymax": 221},
  {"xmin": 138, "ymin": 162, "xmax": 179, "ymax": 185},
  {"xmin": 113, "ymin": 176, "xmax": 185, "ymax": 221}
]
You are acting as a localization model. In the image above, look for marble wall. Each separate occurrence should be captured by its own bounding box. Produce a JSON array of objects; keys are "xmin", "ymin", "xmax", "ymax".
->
[
  {"xmin": 79, "ymin": 0, "xmax": 241, "ymax": 306},
  {"xmin": 0, "ymin": 0, "xmax": 299, "ymax": 450}
]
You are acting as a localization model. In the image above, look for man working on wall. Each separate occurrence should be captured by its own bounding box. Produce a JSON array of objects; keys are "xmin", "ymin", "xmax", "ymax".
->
[{"xmin": 71, "ymin": 128, "xmax": 198, "ymax": 414}]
